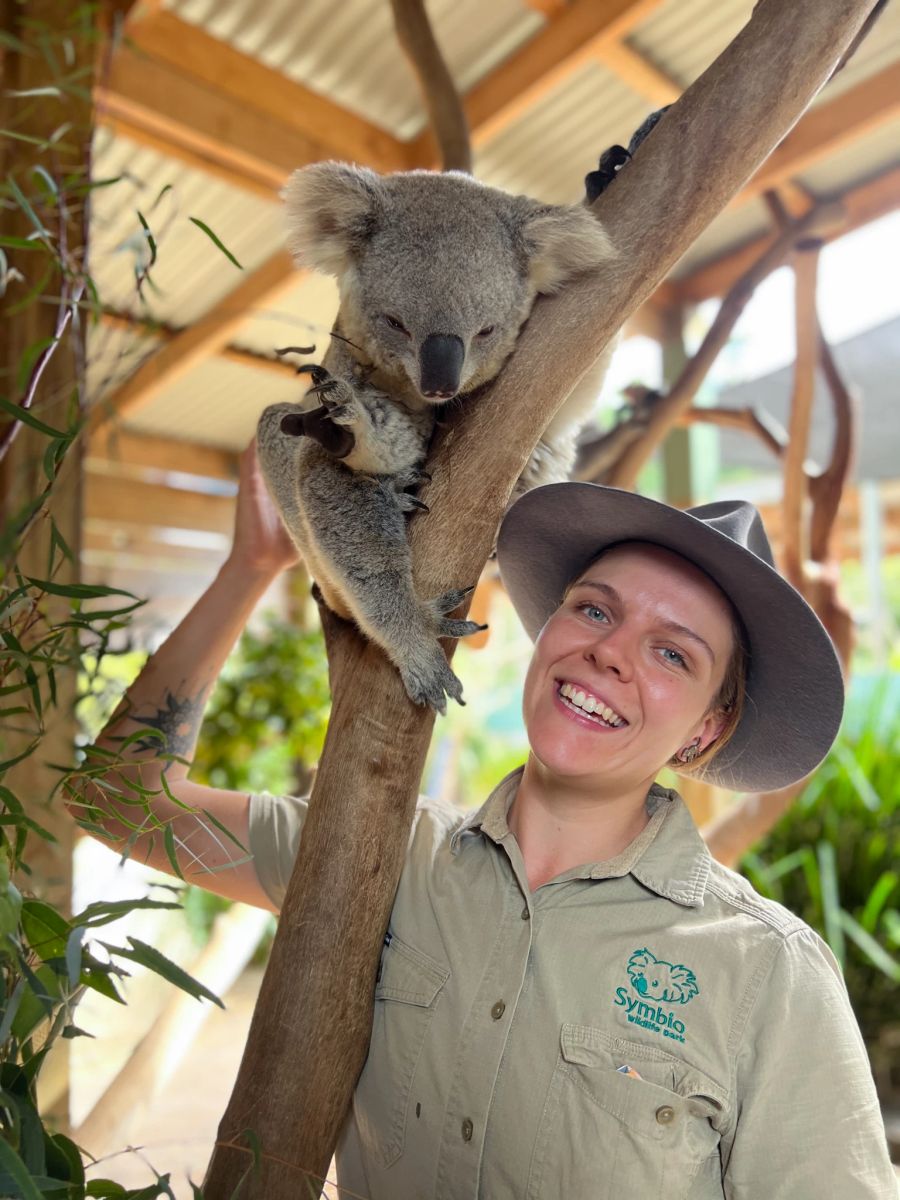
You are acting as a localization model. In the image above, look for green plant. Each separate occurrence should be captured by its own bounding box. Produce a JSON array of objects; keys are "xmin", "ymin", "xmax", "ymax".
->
[
  {"xmin": 191, "ymin": 614, "xmax": 330, "ymax": 799},
  {"xmin": 739, "ymin": 678, "xmax": 900, "ymax": 1064},
  {"xmin": 0, "ymin": 5, "xmax": 265, "ymax": 1194}
]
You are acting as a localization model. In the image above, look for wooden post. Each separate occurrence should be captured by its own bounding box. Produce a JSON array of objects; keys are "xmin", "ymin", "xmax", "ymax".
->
[
  {"xmin": 202, "ymin": 3, "xmax": 881, "ymax": 1195},
  {"xmin": 0, "ymin": 0, "xmax": 100, "ymax": 1128}
]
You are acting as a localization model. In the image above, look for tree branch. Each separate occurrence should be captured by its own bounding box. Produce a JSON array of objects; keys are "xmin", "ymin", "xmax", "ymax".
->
[
  {"xmin": 391, "ymin": 0, "xmax": 472, "ymax": 172},
  {"xmin": 603, "ymin": 201, "xmax": 844, "ymax": 489}
]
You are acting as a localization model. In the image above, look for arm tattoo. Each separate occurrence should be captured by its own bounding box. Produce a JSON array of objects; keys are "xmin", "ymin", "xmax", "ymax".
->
[{"xmin": 130, "ymin": 686, "xmax": 206, "ymax": 761}]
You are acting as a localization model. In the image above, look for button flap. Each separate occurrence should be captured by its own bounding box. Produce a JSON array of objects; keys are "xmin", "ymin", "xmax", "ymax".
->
[
  {"xmin": 375, "ymin": 934, "xmax": 449, "ymax": 1007},
  {"xmin": 560, "ymin": 1023, "xmax": 728, "ymax": 1109}
]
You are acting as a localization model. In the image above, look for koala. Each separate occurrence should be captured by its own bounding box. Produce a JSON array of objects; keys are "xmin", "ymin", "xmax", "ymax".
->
[
  {"xmin": 626, "ymin": 948, "xmax": 699, "ymax": 1005},
  {"xmin": 256, "ymin": 164, "xmax": 614, "ymax": 713}
]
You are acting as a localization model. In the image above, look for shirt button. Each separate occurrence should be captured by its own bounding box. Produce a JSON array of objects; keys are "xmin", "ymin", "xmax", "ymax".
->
[
  {"xmin": 461, "ymin": 1117, "xmax": 474, "ymax": 1141},
  {"xmin": 655, "ymin": 1105, "xmax": 676, "ymax": 1125},
  {"xmin": 521, "ymin": 906, "xmax": 530, "ymax": 920},
  {"xmin": 491, "ymin": 1000, "xmax": 506, "ymax": 1020}
]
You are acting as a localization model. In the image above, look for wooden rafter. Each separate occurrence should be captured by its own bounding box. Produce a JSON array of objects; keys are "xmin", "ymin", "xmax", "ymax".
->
[
  {"xmin": 85, "ymin": 474, "xmax": 234, "ymax": 534},
  {"xmin": 743, "ymin": 61, "xmax": 900, "ymax": 201},
  {"xmin": 117, "ymin": 12, "xmax": 410, "ymax": 173},
  {"xmin": 98, "ymin": 311, "xmax": 298, "ymax": 381},
  {"xmin": 89, "ymin": 251, "xmax": 299, "ymax": 427},
  {"xmin": 409, "ymin": 0, "xmax": 666, "ymax": 154},
  {"xmin": 594, "ymin": 39, "xmax": 681, "ymax": 105},
  {"xmin": 86, "ymin": 428, "xmax": 238, "ymax": 480},
  {"xmin": 675, "ymin": 163, "xmax": 900, "ymax": 302}
]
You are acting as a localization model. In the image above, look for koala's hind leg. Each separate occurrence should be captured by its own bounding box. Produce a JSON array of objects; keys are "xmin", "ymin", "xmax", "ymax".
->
[{"xmin": 299, "ymin": 458, "xmax": 483, "ymax": 713}]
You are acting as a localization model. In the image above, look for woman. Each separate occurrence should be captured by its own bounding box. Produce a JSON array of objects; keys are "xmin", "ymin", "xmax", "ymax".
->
[{"xmin": 72, "ymin": 443, "xmax": 896, "ymax": 1199}]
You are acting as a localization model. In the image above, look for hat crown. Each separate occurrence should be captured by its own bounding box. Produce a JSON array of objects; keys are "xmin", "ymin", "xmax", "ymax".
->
[{"xmin": 685, "ymin": 500, "xmax": 775, "ymax": 569}]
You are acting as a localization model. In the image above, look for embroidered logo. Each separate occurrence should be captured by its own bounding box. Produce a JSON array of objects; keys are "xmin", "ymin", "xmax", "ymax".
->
[{"xmin": 612, "ymin": 947, "xmax": 699, "ymax": 1044}]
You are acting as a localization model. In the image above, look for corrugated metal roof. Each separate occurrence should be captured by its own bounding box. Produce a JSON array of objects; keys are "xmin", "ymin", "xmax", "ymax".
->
[
  {"xmin": 477, "ymin": 62, "xmax": 652, "ymax": 205},
  {"xmin": 629, "ymin": 0, "xmax": 752, "ymax": 89},
  {"xmin": 89, "ymin": 131, "xmax": 286, "ymax": 325},
  {"xmin": 812, "ymin": 0, "xmax": 900, "ymax": 105},
  {"xmin": 119, "ymin": 357, "xmax": 300, "ymax": 450},
  {"xmin": 166, "ymin": 0, "xmax": 542, "ymax": 139},
  {"xmin": 798, "ymin": 122, "xmax": 900, "ymax": 195},
  {"xmin": 228, "ymin": 270, "xmax": 340, "ymax": 359}
]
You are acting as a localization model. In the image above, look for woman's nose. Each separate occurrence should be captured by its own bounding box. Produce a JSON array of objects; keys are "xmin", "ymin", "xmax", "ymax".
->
[{"xmin": 585, "ymin": 627, "xmax": 634, "ymax": 680}]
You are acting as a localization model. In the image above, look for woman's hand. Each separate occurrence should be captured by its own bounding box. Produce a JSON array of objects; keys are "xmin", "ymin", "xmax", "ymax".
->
[{"xmin": 226, "ymin": 439, "xmax": 301, "ymax": 579}]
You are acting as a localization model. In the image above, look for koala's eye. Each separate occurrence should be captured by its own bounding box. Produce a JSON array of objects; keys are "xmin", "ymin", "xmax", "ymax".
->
[
  {"xmin": 477, "ymin": 325, "xmax": 495, "ymax": 338},
  {"xmin": 384, "ymin": 314, "xmax": 410, "ymax": 336}
]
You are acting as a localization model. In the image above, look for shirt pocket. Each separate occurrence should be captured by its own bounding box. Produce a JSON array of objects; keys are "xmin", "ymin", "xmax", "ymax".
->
[
  {"xmin": 353, "ymin": 932, "xmax": 450, "ymax": 1168},
  {"xmin": 526, "ymin": 1023, "xmax": 727, "ymax": 1200}
]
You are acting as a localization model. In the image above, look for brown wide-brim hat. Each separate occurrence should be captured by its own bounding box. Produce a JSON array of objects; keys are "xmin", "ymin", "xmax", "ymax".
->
[{"xmin": 495, "ymin": 483, "xmax": 844, "ymax": 793}]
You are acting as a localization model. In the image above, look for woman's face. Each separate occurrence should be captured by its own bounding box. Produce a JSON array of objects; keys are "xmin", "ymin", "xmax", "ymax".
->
[{"xmin": 522, "ymin": 543, "xmax": 735, "ymax": 791}]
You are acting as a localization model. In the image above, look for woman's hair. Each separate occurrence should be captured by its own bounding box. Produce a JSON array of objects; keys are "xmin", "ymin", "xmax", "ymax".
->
[{"xmin": 564, "ymin": 541, "xmax": 750, "ymax": 777}]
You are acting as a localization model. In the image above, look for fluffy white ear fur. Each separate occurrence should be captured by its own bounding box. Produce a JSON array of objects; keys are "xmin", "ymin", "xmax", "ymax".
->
[
  {"xmin": 281, "ymin": 161, "xmax": 383, "ymax": 277},
  {"xmin": 521, "ymin": 205, "xmax": 615, "ymax": 294}
]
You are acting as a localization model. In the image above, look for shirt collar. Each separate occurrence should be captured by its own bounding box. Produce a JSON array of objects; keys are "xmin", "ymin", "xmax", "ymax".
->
[{"xmin": 449, "ymin": 765, "xmax": 711, "ymax": 908}]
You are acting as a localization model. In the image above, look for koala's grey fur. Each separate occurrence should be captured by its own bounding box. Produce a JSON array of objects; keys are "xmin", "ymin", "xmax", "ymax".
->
[{"xmin": 257, "ymin": 164, "xmax": 613, "ymax": 712}]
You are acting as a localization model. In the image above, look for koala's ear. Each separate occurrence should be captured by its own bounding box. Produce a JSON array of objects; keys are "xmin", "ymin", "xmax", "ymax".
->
[
  {"xmin": 520, "ymin": 204, "xmax": 614, "ymax": 294},
  {"xmin": 282, "ymin": 161, "xmax": 384, "ymax": 277}
]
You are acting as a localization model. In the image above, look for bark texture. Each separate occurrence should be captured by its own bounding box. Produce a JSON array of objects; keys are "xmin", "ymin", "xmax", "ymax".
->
[{"xmin": 203, "ymin": 2, "xmax": 881, "ymax": 1195}]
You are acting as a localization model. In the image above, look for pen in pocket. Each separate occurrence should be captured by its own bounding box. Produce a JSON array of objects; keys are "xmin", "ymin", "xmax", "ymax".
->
[{"xmin": 616, "ymin": 1064, "xmax": 643, "ymax": 1080}]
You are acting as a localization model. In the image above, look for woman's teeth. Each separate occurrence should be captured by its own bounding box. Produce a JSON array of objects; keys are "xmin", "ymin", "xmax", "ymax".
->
[{"xmin": 558, "ymin": 682, "xmax": 626, "ymax": 727}]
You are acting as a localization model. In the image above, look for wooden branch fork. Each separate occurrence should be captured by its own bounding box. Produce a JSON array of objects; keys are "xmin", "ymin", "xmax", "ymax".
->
[{"xmin": 202, "ymin": 3, "xmax": 880, "ymax": 1195}]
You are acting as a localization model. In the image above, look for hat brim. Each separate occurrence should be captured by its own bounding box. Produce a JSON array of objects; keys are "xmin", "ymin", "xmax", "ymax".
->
[{"xmin": 495, "ymin": 483, "xmax": 844, "ymax": 792}]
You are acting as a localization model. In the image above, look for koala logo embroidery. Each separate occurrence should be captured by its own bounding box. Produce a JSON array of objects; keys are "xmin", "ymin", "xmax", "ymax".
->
[
  {"xmin": 613, "ymin": 948, "xmax": 699, "ymax": 1044},
  {"xmin": 626, "ymin": 947, "xmax": 700, "ymax": 1005}
]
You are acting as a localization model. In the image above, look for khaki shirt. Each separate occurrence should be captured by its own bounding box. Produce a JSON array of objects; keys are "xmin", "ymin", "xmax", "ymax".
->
[{"xmin": 248, "ymin": 768, "xmax": 897, "ymax": 1200}]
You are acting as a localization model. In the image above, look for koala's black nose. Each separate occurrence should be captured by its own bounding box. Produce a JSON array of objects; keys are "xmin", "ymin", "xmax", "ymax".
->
[{"xmin": 420, "ymin": 333, "xmax": 464, "ymax": 399}]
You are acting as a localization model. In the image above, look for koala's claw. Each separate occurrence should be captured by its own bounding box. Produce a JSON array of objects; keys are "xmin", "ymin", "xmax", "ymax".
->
[
  {"xmin": 307, "ymin": 378, "xmax": 340, "ymax": 397},
  {"xmin": 437, "ymin": 618, "xmax": 488, "ymax": 640},
  {"xmin": 400, "ymin": 652, "xmax": 466, "ymax": 715},
  {"xmin": 294, "ymin": 363, "xmax": 331, "ymax": 386},
  {"xmin": 432, "ymin": 585, "xmax": 476, "ymax": 615},
  {"xmin": 325, "ymin": 402, "xmax": 360, "ymax": 427},
  {"xmin": 395, "ymin": 493, "xmax": 429, "ymax": 514}
]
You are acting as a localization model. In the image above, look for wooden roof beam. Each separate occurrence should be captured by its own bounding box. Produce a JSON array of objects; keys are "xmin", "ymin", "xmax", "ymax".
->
[
  {"xmin": 407, "ymin": 0, "xmax": 666, "ymax": 158},
  {"xmin": 98, "ymin": 311, "xmax": 298, "ymax": 380},
  {"xmin": 119, "ymin": 11, "xmax": 409, "ymax": 172},
  {"xmin": 743, "ymin": 61, "xmax": 900, "ymax": 200},
  {"xmin": 593, "ymin": 40, "xmax": 681, "ymax": 106},
  {"xmin": 673, "ymin": 164, "xmax": 900, "ymax": 303},
  {"xmin": 87, "ymin": 428, "xmax": 239, "ymax": 481},
  {"xmin": 89, "ymin": 251, "xmax": 299, "ymax": 427},
  {"xmin": 95, "ymin": 25, "xmax": 410, "ymax": 198}
]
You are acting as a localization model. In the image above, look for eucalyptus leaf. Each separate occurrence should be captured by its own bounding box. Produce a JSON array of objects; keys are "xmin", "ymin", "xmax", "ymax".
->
[{"xmin": 102, "ymin": 937, "xmax": 223, "ymax": 1008}]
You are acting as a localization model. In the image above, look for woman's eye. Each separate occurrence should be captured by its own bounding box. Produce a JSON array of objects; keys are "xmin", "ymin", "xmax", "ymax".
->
[
  {"xmin": 385, "ymin": 314, "xmax": 409, "ymax": 335},
  {"xmin": 577, "ymin": 603, "xmax": 608, "ymax": 623},
  {"xmin": 660, "ymin": 646, "xmax": 687, "ymax": 668},
  {"xmin": 477, "ymin": 325, "xmax": 495, "ymax": 337}
]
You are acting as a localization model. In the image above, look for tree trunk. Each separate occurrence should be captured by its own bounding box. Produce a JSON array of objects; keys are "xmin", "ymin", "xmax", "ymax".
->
[{"xmin": 203, "ymin": 2, "xmax": 881, "ymax": 1195}]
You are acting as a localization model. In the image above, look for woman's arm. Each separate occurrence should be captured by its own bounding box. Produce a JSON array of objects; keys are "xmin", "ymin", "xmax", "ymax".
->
[
  {"xmin": 722, "ymin": 927, "xmax": 896, "ymax": 1198},
  {"xmin": 67, "ymin": 440, "xmax": 301, "ymax": 912}
]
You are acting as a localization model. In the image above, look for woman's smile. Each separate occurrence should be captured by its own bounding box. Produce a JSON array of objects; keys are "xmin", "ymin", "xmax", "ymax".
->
[{"xmin": 553, "ymin": 679, "xmax": 628, "ymax": 729}]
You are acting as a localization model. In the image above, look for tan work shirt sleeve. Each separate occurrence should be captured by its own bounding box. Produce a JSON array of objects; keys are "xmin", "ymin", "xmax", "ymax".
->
[
  {"xmin": 247, "ymin": 791, "xmax": 309, "ymax": 910},
  {"xmin": 723, "ymin": 925, "xmax": 897, "ymax": 1199}
]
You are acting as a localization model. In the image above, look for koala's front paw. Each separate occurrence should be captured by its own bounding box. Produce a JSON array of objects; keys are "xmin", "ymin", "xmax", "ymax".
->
[
  {"xmin": 428, "ymin": 586, "xmax": 488, "ymax": 641},
  {"xmin": 399, "ymin": 648, "xmax": 466, "ymax": 715},
  {"xmin": 315, "ymin": 378, "xmax": 363, "ymax": 427}
]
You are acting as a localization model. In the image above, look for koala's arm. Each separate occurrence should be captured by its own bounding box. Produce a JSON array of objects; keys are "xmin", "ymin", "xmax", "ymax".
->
[{"xmin": 307, "ymin": 336, "xmax": 433, "ymax": 477}]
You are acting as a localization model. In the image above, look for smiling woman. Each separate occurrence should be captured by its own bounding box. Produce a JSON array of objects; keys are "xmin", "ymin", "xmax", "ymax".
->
[{"xmin": 72, "ymin": 461, "xmax": 897, "ymax": 1200}]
